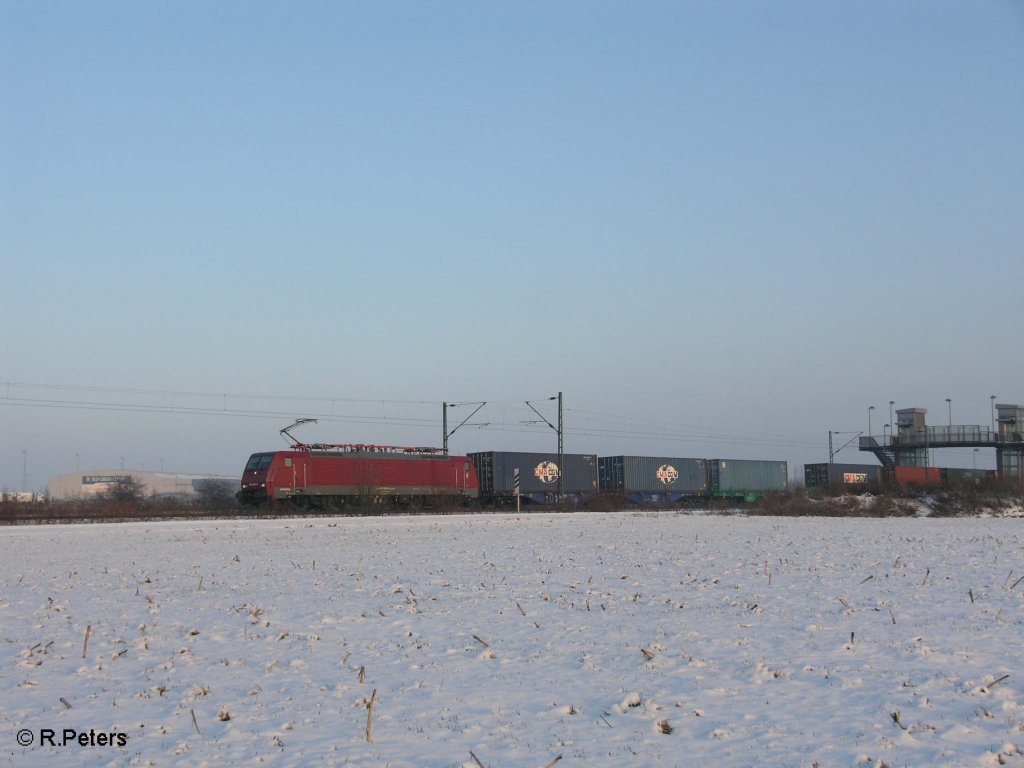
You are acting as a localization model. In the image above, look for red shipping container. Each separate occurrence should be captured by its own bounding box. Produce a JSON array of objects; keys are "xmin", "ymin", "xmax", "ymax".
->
[{"xmin": 892, "ymin": 466, "xmax": 942, "ymax": 487}]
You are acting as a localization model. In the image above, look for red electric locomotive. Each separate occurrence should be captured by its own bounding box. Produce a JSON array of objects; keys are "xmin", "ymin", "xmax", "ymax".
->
[{"xmin": 238, "ymin": 442, "xmax": 480, "ymax": 511}]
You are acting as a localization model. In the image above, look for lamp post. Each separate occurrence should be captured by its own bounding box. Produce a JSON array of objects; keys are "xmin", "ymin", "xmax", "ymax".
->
[
  {"xmin": 946, "ymin": 398, "xmax": 952, "ymax": 426},
  {"xmin": 889, "ymin": 401, "xmax": 895, "ymax": 433},
  {"xmin": 868, "ymin": 406, "xmax": 875, "ymax": 438},
  {"xmin": 991, "ymin": 395, "xmax": 997, "ymax": 435}
]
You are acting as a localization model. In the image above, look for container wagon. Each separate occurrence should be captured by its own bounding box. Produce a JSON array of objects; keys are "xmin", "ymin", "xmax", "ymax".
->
[
  {"xmin": 469, "ymin": 451, "xmax": 598, "ymax": 505},
  {"xmin": 238, "ymin": 444, "xmax": 479, "ymax": 511},
  {"xmin": 599, "ymin": 456, "xmax": 707, "ymax": 503},
  {"xmin": 804, "ymin": 462, "xmax": 880, "ymax": 492},
  {"xmin": 708, "ymin": 459, "xmax": 788, "ymax": 501}
]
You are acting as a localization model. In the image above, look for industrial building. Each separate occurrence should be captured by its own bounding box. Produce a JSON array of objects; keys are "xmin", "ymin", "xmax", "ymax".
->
[
  {"xmin": 860, "ymin": 403, "xmax": 1024, "ymax": 483},
  {"xmin": 48, "ymin": 470, "xmax": 234, "ymax": 501}
]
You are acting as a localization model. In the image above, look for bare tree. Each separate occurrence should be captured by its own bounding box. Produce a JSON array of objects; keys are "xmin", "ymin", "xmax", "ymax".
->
[
  {"xmin": 194, "ymin": 479, "xmax": 237, "ymax": 510},
  {"xmin": 98, "ymin": 477, "xmax": 147, "ymax": 507}
]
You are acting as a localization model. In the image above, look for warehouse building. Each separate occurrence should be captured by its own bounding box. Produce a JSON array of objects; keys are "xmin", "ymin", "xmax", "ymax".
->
[{"xmin": 48, "ymin": 470, "xmax": 235, "ymax": 501}]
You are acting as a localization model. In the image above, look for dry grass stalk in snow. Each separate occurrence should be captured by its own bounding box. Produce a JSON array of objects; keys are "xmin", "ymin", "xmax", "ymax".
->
[
  {"xmin": 365, "ymin": 688, "xmax": 377, "ymax": 743},
  {"xmin": 81, "ymin": 624, "xmax": 91, "ymax": 658},
  {"xmin": 982, "ymin": 674, "xmax": 1010, "ymax": 693}
]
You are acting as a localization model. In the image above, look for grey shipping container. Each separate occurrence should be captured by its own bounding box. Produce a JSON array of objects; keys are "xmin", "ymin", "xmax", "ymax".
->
[
  {"xmin": 468, "ymin": 451, "xmax": 599, "ymax": 497},
  {"xmin": 599, "ymin": 456, "xmax": 707, "ymax": 496},
  {"xmin": 709, "ymin": 459, "xmax": 788, "ymax": 495},
  {"xmin": 804, "ymin": 463, "xmax": 880, "ymax": 490}
]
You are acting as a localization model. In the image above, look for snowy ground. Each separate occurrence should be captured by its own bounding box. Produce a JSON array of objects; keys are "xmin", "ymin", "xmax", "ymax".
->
[{"xmin": 2, "ymin": 512, "xmax": 1023, "ymax": 768}]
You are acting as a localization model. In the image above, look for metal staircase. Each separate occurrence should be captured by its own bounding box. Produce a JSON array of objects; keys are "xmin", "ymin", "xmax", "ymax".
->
[{"xmin": 858, "ymin": 436, "xmax": 895, "ymax": 468}]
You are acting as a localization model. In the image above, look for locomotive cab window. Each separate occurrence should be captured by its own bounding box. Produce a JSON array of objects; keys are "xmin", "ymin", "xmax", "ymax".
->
[{"xmin": 246, "ymin": 454, "xmax": 275, "ymax": 471}]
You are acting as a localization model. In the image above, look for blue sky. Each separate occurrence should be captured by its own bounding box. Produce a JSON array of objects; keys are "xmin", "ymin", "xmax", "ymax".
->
[{"xmin": 2, "ymin": 1, "xmax": 1023, "ymax": 490}]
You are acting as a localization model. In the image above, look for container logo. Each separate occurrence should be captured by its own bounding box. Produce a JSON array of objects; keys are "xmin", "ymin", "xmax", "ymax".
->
[
  {"xmin": 843, "ymin": 473, "xmax": 868, "ymax": 484},
  {"xmin": 534, "ymin": 461, "xmax": 560, "ymax": 484},
  {"xmin": 656, "ymin": 464, "xmax": 679, "ymax": 485}
]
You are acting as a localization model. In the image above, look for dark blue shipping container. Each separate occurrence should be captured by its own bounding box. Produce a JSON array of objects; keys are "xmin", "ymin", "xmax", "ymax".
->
[
  {"xmin": 804, "ymin": 463, "xmax": 880, "ymax": 490},
  {"xmin": 599, "ymin": 456, "xmax": 707, "ymax": 503},
  {"xmin": 469, "ymin": 451, "xmax": 598, "ymax": 504}
]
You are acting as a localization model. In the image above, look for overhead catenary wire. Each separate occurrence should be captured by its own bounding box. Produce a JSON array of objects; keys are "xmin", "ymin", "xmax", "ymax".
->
[
  {"xmin": 1, "ymin": 380, "xmax": 439, "ymax": 405},
  {"xmin": 2, "ymin": 384, "xmax": 826, "ymax": 452},
  {"xmin": 0, "ymin": 380, "xmax": 839, "ymax": 442},
  {"xmin": 5, "ymin": 382, "xmax": 998, "ymax": 473}
]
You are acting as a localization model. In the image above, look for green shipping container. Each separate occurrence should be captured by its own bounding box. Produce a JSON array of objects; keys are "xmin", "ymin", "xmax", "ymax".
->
[{"xmin": 710, "ymin": 459, "xmax": 788, "ymax": 495}]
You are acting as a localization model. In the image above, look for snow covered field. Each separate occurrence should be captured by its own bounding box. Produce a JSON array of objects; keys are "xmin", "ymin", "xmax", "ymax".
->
[{"xmin": 2, "ymin": 512, "xmax": 1023, "ymax": 767}]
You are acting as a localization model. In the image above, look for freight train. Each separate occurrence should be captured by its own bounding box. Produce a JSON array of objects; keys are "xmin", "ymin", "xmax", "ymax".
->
[{"xmin": 238, "ymin": 441, "xmax": 789, "ymax": 509}]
